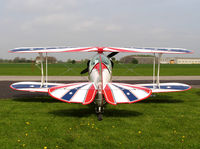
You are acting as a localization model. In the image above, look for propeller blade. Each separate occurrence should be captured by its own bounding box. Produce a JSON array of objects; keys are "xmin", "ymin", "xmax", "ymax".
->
[
  {"xmin": 80, "ymin": 68, "xmax": 89, "ymax": 74},
  {"xmin": 107, "ymin": 52, "xmax": 119, "ymax": 58},
  {"xmin": 80, "ymin": 60, "xmax": 90, "ymax": 74}
]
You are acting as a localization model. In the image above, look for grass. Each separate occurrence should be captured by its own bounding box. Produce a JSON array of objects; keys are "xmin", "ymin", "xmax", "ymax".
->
[
  {"xmin": 0, "ymin": 89, "xmax": 200, "ymax": 148},
  {"xmin": 0, "ymin": 63, "xmax": 200, "ymax": 76}
]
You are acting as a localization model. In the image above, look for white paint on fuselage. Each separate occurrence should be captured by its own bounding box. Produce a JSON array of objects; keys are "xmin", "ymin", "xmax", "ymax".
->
[
  {"xmin": 89, "ymin": 54, "xmax": 112, "ymax": 106},
  {"xmin": 90, "ymin": 68, "xmax": 111, "ymax": 88}
]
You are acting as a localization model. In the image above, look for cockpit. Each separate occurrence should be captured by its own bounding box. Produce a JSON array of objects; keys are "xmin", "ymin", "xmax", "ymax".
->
[{"xmin": 89, "ymin": 54, "xmax": 112, "ymax": 72}]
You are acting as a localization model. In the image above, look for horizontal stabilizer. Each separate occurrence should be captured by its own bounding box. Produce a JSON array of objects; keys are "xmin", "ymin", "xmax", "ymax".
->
[
  {"xmin": 10, "ymin": 82, "xmax": 64, "ymax": 92},
  {"xmin": 136, "ymin": 83, "xmax": 191, "ymax": 93},
  {"xmin": 103, "ymin": 83, "xmax": 152, "ymax": 105},
  {"xmin": 48, "ymin": 82, "xmax": 97, "ymax": 105}
]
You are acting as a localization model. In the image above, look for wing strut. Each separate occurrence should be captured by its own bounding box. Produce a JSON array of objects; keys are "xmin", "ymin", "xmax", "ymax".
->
[
  {"xmin": 152, "ymin": 53, "xmax": 156, "ymax": 89},
  {"xmin": 45, "ymin": 52, "xmax": 48, "ymax": 86},
  {"xmin": 39, "ymin": 53, "xmax": 44, "ymax": 87},
  {"xmin": 156, "ymin": 53, "xmax": 162, "ymax": 88},
  {"xmin": 39, "ymin": 53, "xmax": 48, "ymax": 87},
  {"xmin": 152, "ymin": 53, "xmax": 162, "ymax": 89}
]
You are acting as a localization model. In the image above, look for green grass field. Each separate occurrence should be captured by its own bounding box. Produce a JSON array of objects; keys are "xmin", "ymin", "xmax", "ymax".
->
[
  {"xmin": 1, "ymin": 89, "xmax": 200, "ymax": 149},
  {"xmin": 0, "ymin": 63, "xmax": 200, "ymax": 76}
]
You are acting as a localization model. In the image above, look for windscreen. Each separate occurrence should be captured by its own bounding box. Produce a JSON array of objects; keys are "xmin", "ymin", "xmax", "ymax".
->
[{"xmin": 89, "ymin": 54, "xmax": 112, "ymax": 72}]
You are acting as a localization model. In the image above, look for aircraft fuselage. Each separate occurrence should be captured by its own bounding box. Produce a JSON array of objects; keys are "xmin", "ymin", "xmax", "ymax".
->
[{"xmin": 89, "ymin": 54, "xmax": 112, "ymax": 108}]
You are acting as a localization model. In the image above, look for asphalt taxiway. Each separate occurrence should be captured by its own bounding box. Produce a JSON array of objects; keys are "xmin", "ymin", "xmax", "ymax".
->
[{"xmin": 0, "ymin": 76, "xmax": 200, "ymax": 99}]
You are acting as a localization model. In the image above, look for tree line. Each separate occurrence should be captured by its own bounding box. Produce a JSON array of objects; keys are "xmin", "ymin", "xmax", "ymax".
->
[
  {"xmin": 0, "ymin": 55, "xmax": 142, "ymax": 64},
  {"xmin": 0, "ymin": 57, "xmax": 88, "ymax": 64}
]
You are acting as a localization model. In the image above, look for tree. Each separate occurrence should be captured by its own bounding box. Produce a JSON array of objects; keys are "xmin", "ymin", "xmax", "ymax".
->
[
  {"xmin": 132, "ymin": 58, "xmax": 138, "ymax": 64},
  {"xmin": 71, "ymin": 60, "xmax": 76, "ymax": 64},
  {"xmin": 13, "ymin": 57, "xmax": 20, "ymax": 63}
]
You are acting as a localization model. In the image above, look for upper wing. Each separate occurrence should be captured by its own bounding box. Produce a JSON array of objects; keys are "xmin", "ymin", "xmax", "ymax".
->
[
  {"xmin": 103, "ymin": 47, "xmax": 193, "ymax": 54},
  {"xmin": 9, "ymin": 47, "xmax": 192, "ymax": 54},
  {"xmin": 103, "ymin": 82, "xmax": 152, "ymax": 105},
  {"xmin": 9, "ymin": 47, "xmax": 98, "ymax": 53}
]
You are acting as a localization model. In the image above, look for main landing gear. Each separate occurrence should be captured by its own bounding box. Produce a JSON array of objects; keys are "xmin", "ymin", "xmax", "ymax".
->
[{"xmin": 95, "ymin": 106, "xmax": 104, "ymax": 121}]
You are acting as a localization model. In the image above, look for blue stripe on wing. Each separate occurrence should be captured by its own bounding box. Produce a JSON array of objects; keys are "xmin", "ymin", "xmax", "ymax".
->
[
  {"xmin": 112, "ymin": 84, "xmax": 138, "ymax": 101},
  {"xmin": 12, "ymin": 48, "xmax": 33, "ymax": 52},
  {"xmin": 12, "ymin": 84, "xmax": 56, "ymax": 89},
  {"xmin": 142, "ymin": 48, "xmax": 191, "ymax": 53},
  {"xmin": 61, "ymin": 84, "xmax": 87, "ymax": 101},
  {"xmin": 11, "ymin": 47, "xmax": 72, "ymax": 52},
  {"xmin": 11, "ymin": 48, "xmax": 46, "ymax": 52},
  {"xmin": 144, "ymin": 85, "xmax": 190, "ymax": 90},
  {"xmin": 170, "ymin": 49, "xmax": 191, "ymax": 53}
]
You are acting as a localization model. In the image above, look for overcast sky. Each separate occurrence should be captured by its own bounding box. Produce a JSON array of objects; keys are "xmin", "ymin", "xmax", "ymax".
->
[{"xmin": 0, "ymin": 0, "xmax": 200, "ymax": 60}]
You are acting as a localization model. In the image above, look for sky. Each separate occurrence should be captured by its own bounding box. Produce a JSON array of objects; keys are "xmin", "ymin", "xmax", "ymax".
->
[{"xmin": 0, "ymin": 0, "xmax": 200, "ymax": 60}]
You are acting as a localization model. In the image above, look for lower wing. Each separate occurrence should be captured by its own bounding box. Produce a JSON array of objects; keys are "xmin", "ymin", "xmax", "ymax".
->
[
  {"xmin": 10, "ymin": 82, "xmax": 64, "ymax": 92},
  {"xmin": 135, "ymin": 82, "xmax": 191, "ymax": 93}
]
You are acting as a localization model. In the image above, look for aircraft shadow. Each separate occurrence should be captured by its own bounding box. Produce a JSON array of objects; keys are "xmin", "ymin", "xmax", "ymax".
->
[
  {"xmin": 12, "ymin": 93, "xmax": 183, "ymax": 104},
  {"xmin": 139, "ymin": 95, "xmax": 184, "ymax": 104},
  {"xmin": 12, "ymin": 93, "xmax": 61, "ymax": 103},
  {"xmin": 195, "ymin": 91, "xmax": 200, "ymax": 96},
  {"xmin": 49, "ymin": 107, "xmax": 142, "ymax": 118},
  {"xmin": 103, "ymin": 109, "xmax": 142, "ymax": 117}
]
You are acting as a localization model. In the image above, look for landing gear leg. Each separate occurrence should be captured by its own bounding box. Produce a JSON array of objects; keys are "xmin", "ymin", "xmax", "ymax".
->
[
  {"xmin": 95, "ymin": 106, "xmax": 104, "ymax": 121},
  {"xmin": 97, "ymin": 113, "xmax": 103, "ymax": 121}
]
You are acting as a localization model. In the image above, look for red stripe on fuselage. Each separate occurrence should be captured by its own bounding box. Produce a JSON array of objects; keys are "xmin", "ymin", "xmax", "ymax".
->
[
  {"xmin": 84, "ymin": 84, "xmax": 97, "ymax": 104},
  {"xmin": 93, "ymin": 63, "xmax": 108, "ymax": 73},
  {"xmin": 103, "ymin": 84, "xmax": 116, "ymax": 105}
]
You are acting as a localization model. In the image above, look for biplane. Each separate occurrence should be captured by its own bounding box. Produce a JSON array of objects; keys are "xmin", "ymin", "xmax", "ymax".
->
[{"xmin": 9, "ymin": 47, "xmax": 192, "ymax": 120}]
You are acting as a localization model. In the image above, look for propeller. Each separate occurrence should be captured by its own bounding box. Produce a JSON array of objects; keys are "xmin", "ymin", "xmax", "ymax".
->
[
  {"xmin": 80, "ymin": 52, "xmax": 119, "ymax": 74},
  {"xmin": 107, "ymin": 52, "xmax": 119, "ymax": 58},
  {"xmin": 80, "ymin": 60, "xmax": 90, "ymax": 74}
]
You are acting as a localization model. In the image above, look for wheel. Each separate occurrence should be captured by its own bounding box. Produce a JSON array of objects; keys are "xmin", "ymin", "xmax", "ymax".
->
[{"xmin": 97, "ymin": 113, "xmax": 103, "ymax": 121}]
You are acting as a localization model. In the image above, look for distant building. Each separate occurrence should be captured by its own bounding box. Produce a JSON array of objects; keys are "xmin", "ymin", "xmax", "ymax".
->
[
  {"xmin": 161, "ymin": 57, "xmax": 200, "ymax": 64},
  {"xmin": 120, "ymin": 55, "xmax": 156, "ymax": 64},
  {"xmin": 120, "ymin": 55, "xmax": 200, "ymax": 64},
  {"xmin": 176, "ymin": 58, "xmax": 200, "ymax": 64},
  {"xmin": 161, "ymin": 57, "xmax": 176, "ymax": 64}
]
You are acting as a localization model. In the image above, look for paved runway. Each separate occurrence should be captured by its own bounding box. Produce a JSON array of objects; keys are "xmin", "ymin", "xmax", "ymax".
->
[{"xmin": 0, "ymin": 76, "xmax": 200, "ymax": 99}]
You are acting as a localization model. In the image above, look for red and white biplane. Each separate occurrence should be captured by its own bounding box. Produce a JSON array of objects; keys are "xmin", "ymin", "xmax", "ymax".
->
[{"xmin": 9, "ymin": 47, "xmax": 192, "ymax": 120}]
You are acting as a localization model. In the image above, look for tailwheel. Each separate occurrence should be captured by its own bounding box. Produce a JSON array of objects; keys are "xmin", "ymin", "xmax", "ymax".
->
[
  {"xmin": 97, "ymin": 113, "xmax": 103, "ymax": 121},
  {"xmin": 95, "ymin": 106, "xmax": 104, "ymax": 121}
]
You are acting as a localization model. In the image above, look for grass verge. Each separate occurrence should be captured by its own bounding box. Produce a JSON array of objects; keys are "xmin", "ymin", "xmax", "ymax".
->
[
  {"xmin": 0, "ymin": 89, "xmax": 200, "ymax": 148},
  {"xmin": 0, "ymin": 63, "xmax": 199, "ymax": 76}
]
